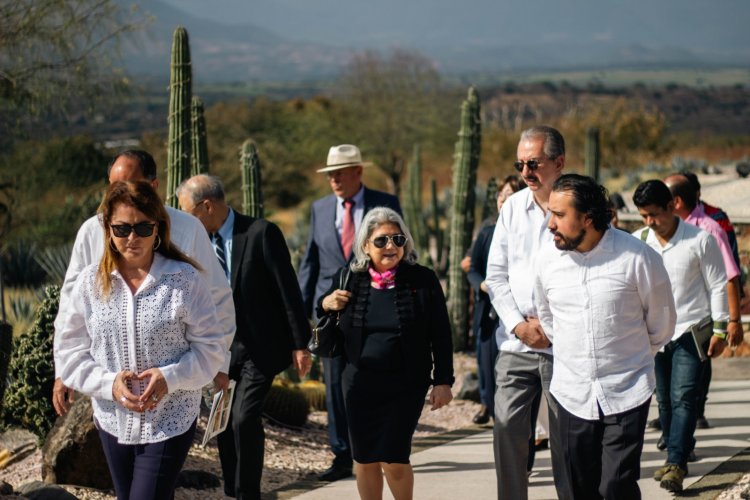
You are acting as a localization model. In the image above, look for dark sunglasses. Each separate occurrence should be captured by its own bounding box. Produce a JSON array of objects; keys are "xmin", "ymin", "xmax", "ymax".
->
[
  {"xmin": 371, "ymin": 234, "xmax": 407, "ymax": 249},
  {"xmin": 111, "ymin": 222, "xmax": 157, "ymax": 238},
  {"xmin": 513, "ymin": 159, "xmax": 543, "ymax": 172}
]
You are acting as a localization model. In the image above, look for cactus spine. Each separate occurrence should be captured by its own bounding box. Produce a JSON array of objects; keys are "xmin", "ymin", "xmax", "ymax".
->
[
  {"xmin": 403, "ymin": 144, "xmax": 429, "ymax": 264},
  {"xmin": 166, "ymin": 26, "xmax": 192, "ymax": 208},
  {"xmin": 447, "ymin": 87, "xmax": 481, "ymax": 351},
  {"xmin": 190, "ymin": 96, "xmax": 209, "ymax": 176},
  {"xmin": 240, "ymin": 140, "xmax": 263, "ymax": 218},
  {"xmin": 585, "ymin": 126, "xmax": 600, "ymax": 181}
]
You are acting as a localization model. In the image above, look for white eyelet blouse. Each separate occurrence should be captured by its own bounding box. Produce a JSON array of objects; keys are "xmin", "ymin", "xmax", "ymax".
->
[{"xmin": 56, "ymin": 254, "xmax": 227, "ymax": 444}]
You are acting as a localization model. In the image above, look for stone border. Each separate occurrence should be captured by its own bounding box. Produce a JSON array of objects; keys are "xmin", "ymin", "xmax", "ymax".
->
[{"xmin": 683, "ymin": 447, "xmax": 750, "ymax": 499}]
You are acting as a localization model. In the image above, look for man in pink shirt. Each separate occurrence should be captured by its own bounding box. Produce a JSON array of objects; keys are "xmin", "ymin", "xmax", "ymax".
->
[{"xmin": 664, "ymin": 173, "xmax": 744, "ymax": 434}]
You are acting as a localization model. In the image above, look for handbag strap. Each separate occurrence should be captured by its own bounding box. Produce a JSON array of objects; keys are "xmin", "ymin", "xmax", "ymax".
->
[{"xmin": 340, "ymin": 267, "xmax": 352, "ymax": 291}]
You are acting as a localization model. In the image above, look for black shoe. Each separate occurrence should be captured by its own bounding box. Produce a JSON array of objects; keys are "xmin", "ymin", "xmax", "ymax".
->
[
  {"xmin": 656, "ymin": 436, "xmax": 667, "ymax": 451},
  {"xmin": 688, "ymin": 450, "xmax": 697, "ymax": 462},
  {"xmin": 647, "ymin": 418, "xmax": 662, "ymax": 431},
  {"xmin": 473, "ymin": 406, "xmax": 490, "ymax": 424},
  {"xmin": 318, "ymin": 464, "xmax": 353, "ymax": 482},
  {"xmin": 534, "ymin": 438, "xmax": 549, "ymax": 451},
  {"xmin": 696, "ymin": 417, "xmax": 710, "ymax": 429}
]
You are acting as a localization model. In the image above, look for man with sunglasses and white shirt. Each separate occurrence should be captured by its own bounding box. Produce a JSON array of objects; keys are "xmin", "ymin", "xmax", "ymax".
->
[
  {"xmin": 52, "ymin": 150, "xmax": 235, "ymax": 417},
  {"xmin": 485, "ymin": 125, "xmax": 567, "ymax": 499}
]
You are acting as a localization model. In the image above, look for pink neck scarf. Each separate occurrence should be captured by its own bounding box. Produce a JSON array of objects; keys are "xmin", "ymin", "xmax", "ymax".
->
[{"xmin": 368, "ymin": 265, "xmax": 398, "ymax": 289}]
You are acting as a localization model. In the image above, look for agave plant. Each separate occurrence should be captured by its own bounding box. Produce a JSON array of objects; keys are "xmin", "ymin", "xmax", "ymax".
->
[
  {"xmin": 4, "ymin": 287, "xmax": 41, "ymax": 338},
  {"xmin": 35, "ymin": 243, "xmax": 73, "ymax": 286}
]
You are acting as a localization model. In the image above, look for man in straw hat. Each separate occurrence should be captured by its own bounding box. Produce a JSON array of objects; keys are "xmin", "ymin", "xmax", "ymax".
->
[{"xmin": 298, "ymin": 144, "xmax": 401, "ymax": 482}]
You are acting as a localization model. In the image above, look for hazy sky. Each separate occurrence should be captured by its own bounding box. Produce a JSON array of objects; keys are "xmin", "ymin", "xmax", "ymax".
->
[{"xmin": 156, "ymin": 0, "xmax": 750, "ymax": 51}]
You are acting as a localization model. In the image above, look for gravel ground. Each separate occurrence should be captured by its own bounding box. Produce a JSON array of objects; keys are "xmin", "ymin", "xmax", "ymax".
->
[
  {"xmin": 2, "ymin": 353, "xmax": 482, "ymax": 499},
  {"xmin": 717, "ymin": 473, "xmax": 750, "ymax": 500}
]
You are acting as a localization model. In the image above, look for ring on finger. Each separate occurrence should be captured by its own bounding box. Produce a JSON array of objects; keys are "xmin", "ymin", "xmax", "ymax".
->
[
  {"xmin": 120, "ymin": 395, "xmax": 127, "ymax": 404},
  {"xmin": 151, "ymin": 393, "xmax": 159, "ymax": 402}
]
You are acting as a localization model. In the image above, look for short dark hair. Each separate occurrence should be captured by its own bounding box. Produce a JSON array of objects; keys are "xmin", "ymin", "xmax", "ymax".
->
[
  {"xmin": 666, "ymin": 174, "xmax": 697, "ymax": 211},
  {"xmin": 107, "ymin": 150, "xmax": 157, "ymax": 180},
  {"xmin": 633, "ymin": 180, "xmax": 673, "ymax": 210},
  {"xmin": 552, "ymin": 174, "xmax": 610, "ymax": 232}
]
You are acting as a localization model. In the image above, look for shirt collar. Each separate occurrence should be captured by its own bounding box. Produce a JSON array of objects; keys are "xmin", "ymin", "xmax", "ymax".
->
[
  {"xmin": 336, "ymin": 184, "xmax": 365, "ymax": 206},
  {"xmin": 215, "ymin": 207, "xmax": 235, "ymax": 241},
  {"xmin": 686, "ymin": 204, "xmax": 705, "ymax": 225}
]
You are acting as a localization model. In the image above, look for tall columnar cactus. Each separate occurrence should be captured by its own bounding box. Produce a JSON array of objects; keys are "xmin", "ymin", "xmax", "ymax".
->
[
  {"xmin": 1, "ymin": 286, "xmax": 59, "ymax": 443},
  {"xmin": 429, "ymin": 177, "xmax": 444, "ymax": 271},
  {"xmin": 190, "ymin": 96, "xmax": 209, "ymax": 176},
  {"xmin": 240, "ymin": 140, "xmax": 263, "ymax": 218},
  {"xmin": 447, "ymin": 86, "xmax": 481, "ymax": 351},
  {"xmin": 166, "ymin": 26, "xmax": 193, "ymax": 208},
  {"xmin": 403, "ymin": 144, "xmax": 429, "ymax": 265},
  {"xmin": 585, "ymin": 126, "xmax": 600, "ymax": 182},
  {"xmin": 481, "ymin": 177, "xmax": 498, "ymax": 223}
]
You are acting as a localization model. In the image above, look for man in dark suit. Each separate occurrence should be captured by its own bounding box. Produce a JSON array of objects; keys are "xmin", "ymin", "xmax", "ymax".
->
[
  {"xmin": 177, "ymin": 174, "xmax": 312, "ymax": 500},
  {"xmin": 298, "ymin": 144, "xmax": 401, "ymax": 481}
]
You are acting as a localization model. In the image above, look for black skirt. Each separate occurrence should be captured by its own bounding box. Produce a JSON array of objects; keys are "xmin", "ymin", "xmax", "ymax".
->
[{"xmin": 341, "ymin": 287, "xmax": 429, "ymax": 464}]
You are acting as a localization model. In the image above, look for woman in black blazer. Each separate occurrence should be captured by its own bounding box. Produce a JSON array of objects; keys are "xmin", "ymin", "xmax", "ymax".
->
[{"xmin": 318, "ymin": 206, "xmax": 454, "ymax": 500}]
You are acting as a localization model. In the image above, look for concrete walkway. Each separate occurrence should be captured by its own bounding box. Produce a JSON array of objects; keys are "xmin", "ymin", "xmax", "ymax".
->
[{"xmin": 290, "ymin": 369, "xmax": 750, "ymax": 499}]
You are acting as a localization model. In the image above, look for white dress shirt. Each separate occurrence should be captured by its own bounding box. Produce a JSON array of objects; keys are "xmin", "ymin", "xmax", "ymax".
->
[
  {"xmin": 485, "ymin": 188, "xmax": 553, "ymax": 353},
  {"xmin": 534, "ymin": 228, "xmax": 676, "ymax": 420},
  {"xmin": 53, "ymin": 206, "xmax": 236, "ymax": 376},
  {"xmin": 56, "ymin": 254, "xmax": 226, "ymax": 444},
  {"xmin": 634, "ymin": 219, "xmax": 728, "ymax": 340}
]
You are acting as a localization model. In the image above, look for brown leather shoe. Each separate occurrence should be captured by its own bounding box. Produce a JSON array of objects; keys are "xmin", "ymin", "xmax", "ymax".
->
[{"xmin": 659, "ymin": 464, "xmax": 686, "ymax": 492}]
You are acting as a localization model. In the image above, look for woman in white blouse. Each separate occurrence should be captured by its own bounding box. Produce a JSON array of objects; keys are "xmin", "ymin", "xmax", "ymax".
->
[{"xmin": 56, "ymin": 180, "xmax": 226, "ymax": 500}]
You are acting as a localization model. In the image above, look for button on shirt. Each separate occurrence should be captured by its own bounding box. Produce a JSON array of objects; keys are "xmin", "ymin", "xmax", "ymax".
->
[
  {"xmin": 635, "ymin": 218, "xmax": 728, "ymax": 340},
  {"xmin": 485, "ymin": 188, "xmax": 553, "ymax": 353},
  {"xmin": 533, "ymin": 228, "xmax": 675, "ymax": 420}
]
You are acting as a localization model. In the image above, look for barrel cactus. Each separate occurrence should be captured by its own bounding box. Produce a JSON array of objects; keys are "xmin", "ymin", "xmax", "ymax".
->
[
  {"xmin": 447, "ymin": 87, "xmax": 481, "ymax": 351},
  {"xmin": 1, "ymin": 285, "xmax": 59, "ymax": 443},
  {"xmin": 263, "ymin": 380, "xmax": 309, "ymax": 428},
  {"xmin": 166, "ymin": 26, "xmax": 193, "ymax": 208}
]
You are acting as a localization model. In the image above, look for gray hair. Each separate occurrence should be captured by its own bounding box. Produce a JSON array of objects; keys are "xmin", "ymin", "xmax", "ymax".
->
[
  {"xmin": 176, "ymin": 174, "xmax": 226, "ymax": 205},
  {"xmin": 350, "ymin": 207, "xmax": 418, "ymax": 272},
  {"xmin": 520, "ymin": 125, "xmax": 565, "ymax": 160}
]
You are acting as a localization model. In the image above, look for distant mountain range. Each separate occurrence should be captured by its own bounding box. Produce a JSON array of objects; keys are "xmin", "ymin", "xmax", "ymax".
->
[{"xmin": 122, "ymin": 0, "xmax": 750, "ymax": 82}]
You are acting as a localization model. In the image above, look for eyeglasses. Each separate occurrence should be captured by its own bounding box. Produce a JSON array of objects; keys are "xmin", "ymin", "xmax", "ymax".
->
[
  {"xmin": 111, "ymin": 222, "xmax": 157, "ymax": 238},
  {"xmin": 371, "ymin": 234, "xmax": 407, "ymax": 248},
  {"xmin": 513, "ymin": 159, "xmax": 544, "ymax": 172}
]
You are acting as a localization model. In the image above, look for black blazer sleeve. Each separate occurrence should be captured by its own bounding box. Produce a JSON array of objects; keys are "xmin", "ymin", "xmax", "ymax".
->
[
  {"xmin": 467, "ymin": 225, "xmax": 494, "ymax": 293},
  {"xmin": 262, "ymin": 221, "xmax": 312, "ymax": 350},
  {"xmin": 424, "ymin": 269, "xmax": 455, "ymax": 386}
]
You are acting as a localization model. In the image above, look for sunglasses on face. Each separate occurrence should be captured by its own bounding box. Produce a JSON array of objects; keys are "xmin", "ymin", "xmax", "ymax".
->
[
  {"xmin": 111, "ymin": 222, "xmax": 157, "ymax": 238},
  {"xmin": 371, "ymin": 234, "xmax": 407, "ymax": 249},
  {"xmin": 513, "ymin": 159, "xmax": 543, "ymax": 172}
]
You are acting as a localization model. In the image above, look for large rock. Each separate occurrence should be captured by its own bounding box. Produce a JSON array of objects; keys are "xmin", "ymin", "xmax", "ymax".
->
[
  {"xmin": 456, "ymin": 372, "xmax": 481, "ymax": 402},
  {"xmin": 41, "ymin": 395, "xmax": 113, "ymax": 490}
]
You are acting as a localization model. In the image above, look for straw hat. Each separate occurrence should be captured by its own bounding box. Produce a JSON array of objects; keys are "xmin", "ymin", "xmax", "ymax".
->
[{"xmin": 317, "ymin": 144, "xmax": 370, "ymax": 173}]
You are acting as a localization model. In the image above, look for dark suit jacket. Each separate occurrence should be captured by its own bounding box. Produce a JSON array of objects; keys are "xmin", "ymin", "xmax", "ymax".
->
[
  {"xmin": 316, "ymin": 264, "xmax": 454, "ymax": 387},
  {"xmin": 297, "ymin": 186, "xmax": 401, "ymax": 320},
  {"xmin": 228, "ymin": 212, "xmax": 311, "ymax": 379},
  {"xmin": 467, "ymin": 223, "xmax": 499, "ymax": 340}
]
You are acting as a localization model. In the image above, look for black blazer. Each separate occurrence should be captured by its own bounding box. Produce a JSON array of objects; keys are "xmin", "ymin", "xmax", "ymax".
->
[
  {"xmin": 298, "ymin": 186, "xmax": 402, "ymax": 321},
  {"xmin": 317, "ymin": 263, "xmax": 454, "ymax": 387},
  {"xmin": 228, "ymin": 212, "xmax": 311, "ymax": 379}
]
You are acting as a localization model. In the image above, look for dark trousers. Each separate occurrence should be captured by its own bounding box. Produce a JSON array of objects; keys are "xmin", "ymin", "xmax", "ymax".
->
[
  {"xmin": 98, "ymin": 420, "xmax": 196, "ymax": 500},
  {"xmin": 696, "ymin": 352, "xmax": 712, "ymax": 418},
  {"xmin": 477, "ymin": 330, "xmax": 499, "ymax": 415},
  {"xmin": 323, "ymin": 355, "xmax": 352, "ymax": 467},
  {"xmin": 218, "ymin": 361, "xmax": 274, "ymax": 500},
  {"xmin": 555, "ymin": 397, "xmax": 650, "ymax": 500},
  {"xmin": 654, "ymin": 334, "xmax": 702, "ymax": 469}
]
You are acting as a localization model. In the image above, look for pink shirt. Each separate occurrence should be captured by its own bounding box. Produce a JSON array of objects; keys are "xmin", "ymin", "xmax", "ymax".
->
[{"xmin": 686, "ymin": 205, "xmax": 740, "ymax": 281}]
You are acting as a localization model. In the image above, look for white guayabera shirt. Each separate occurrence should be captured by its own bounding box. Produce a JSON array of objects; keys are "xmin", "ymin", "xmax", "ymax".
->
[
  {"xmin": 486, "ymin": 188, "xmax": 554, "ymax": 353},
  {"xmin": 533, "ymin": 228, "xmax": 676, "ymax": 421},
  {"xmin": 57, "ymin": 255, "xmax": 227, "ymax": 444}
]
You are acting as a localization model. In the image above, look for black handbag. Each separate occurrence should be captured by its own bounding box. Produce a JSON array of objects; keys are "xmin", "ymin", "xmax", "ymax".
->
[{"xmin": 308, "ymin": 268, "xmax": 352, "ymax": 357}]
